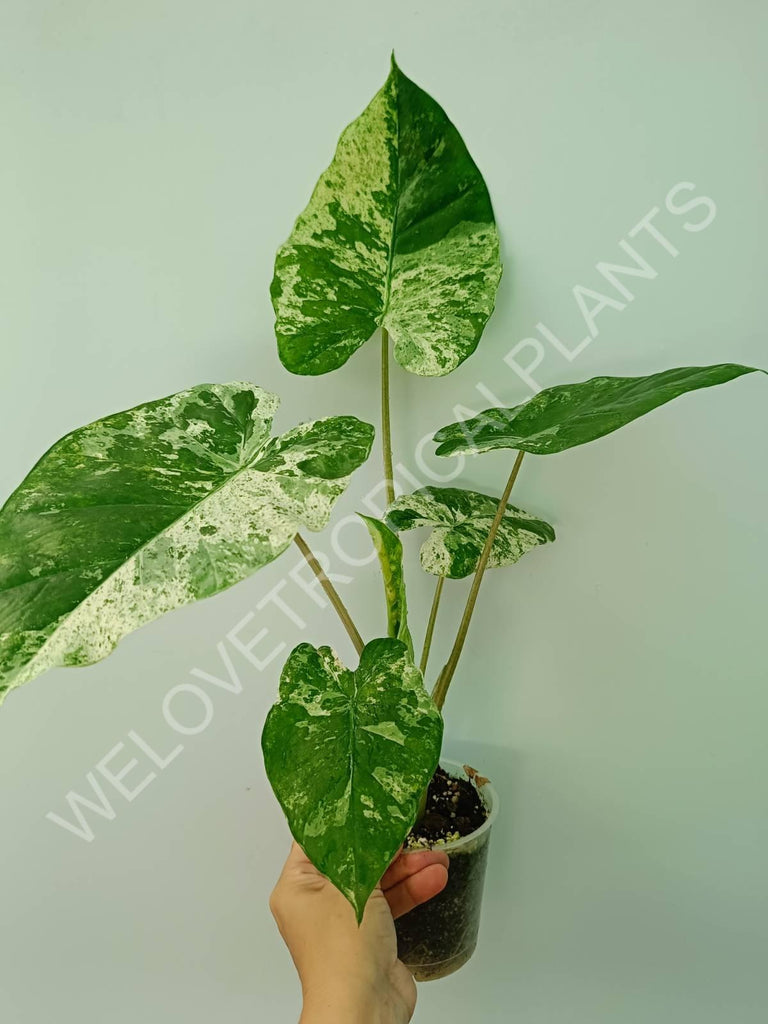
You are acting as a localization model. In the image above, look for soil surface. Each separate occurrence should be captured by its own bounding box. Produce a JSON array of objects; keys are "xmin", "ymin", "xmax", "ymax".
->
[{"xmin": 405, "ymin": 766, "xmax": 488, "ymax": 847}]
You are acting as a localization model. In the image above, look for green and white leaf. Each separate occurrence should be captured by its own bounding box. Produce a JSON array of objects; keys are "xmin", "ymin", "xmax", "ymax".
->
[
  {"xmin": 262, "ymin": 638, "xmax": 443, "ymax": 921},
  {"xmin": 271, "ymin": 54, "xmax": 502, "ymax": 378},
  {"xmin": 0, "ymin": 384, "xmax": 374, "ymax": 702},
  {"xmin": 359, "ymin": 515, "xmax": 413, "ymax": 656},
  {"xmin": 387, "ymin": 486, "xmax": 555, "ymax": 579},
  {"xmin": 433, "ymin": 364, "xmax": 764, "ymax": 457}
]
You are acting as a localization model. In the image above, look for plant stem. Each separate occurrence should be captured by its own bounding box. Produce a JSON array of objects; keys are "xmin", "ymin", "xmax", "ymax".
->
[
  {"xmin": 419, "ymin": 575, "xmax": 445, "ymax": 676},
  {"xmin": 431, "ymin": 450, "xmax": 526, "ymax": 711},
  {"xmin": 293, "ymin": 533, "xmax": 364, "ymax": 656},
  {"xmin": 381, "ymin": 327, "xmax": 395, "ymax": 508}
]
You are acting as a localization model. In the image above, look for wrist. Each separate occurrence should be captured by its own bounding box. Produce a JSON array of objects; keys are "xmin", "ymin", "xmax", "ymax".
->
[
  {"xmin": 300, "ymin": 976, "xmax": 404, "ymax": 1024},
  {"xmin": 300, "ymin": 986, "xmax": 376, "ymax": 1024}
]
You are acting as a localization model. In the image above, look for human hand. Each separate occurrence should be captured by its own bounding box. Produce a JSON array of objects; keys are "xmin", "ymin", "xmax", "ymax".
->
[{"xmin": 269, "ymin": 841, "xmax": 449, "ymax": 1024}]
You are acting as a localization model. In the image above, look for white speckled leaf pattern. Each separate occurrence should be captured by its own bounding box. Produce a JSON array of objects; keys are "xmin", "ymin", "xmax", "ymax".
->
[
  {"xmin": 387, "ymin": 487, "xmax": 555, "ymax": 579},
  {"xmin": 271, "ymin": 55, "xmax": 502, "ymax": 377},
  {"xmin": 358, "ymin": 515, "xmax": 413, "ymax": 656},
  {"xmin": 0, "ymin": 384, "xmax": 374, "ymax": 702},
  {"xmin": 262, "ymin": 638, "xmax": 443, "ymax": 921},
  {"xmin": 433, "ymin": 364, "xmax": 764, "ymax": 457}
]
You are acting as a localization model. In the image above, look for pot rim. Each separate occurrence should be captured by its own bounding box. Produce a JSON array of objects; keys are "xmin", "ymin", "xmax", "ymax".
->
[{"xmin": 408, "ymin": 756, "xmax": 499, "ymax": 854}]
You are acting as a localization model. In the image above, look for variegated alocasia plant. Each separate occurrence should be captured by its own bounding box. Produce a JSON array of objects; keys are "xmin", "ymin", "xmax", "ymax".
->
[{"xmin": 2, "ymin": 54, "xmax": 765, "ymax": 929}]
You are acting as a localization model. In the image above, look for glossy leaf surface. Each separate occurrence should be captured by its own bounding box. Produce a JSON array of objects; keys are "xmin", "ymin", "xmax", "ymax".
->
[
  {"xmin": 272, "ymin": 56, "xmax": 501, "ymax": 377},
  {"xmin": 0, "ymin": 384, "xmax": 373, "ymax": 701},
  {"xmin": 262, "ymin": 638, "xmax": 443, "ymax": 920},
  {"xmin": 359, "ymin": 515, "xmax": 413, "ymax": 656},
  {"xmin": 433, "ymin": 365, "xmax": 763, "ymax": 457},
  {"xmin": 387, "ymin": 486, "xmax": 554, "ymax": 578}
]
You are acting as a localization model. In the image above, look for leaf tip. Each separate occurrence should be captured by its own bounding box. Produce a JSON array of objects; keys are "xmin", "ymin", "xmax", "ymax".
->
[{"xmin": 354, "ymin": 898, "xmax": 366, "ymax": 926}]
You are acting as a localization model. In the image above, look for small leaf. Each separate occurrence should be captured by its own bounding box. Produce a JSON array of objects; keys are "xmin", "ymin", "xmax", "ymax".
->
[
  {"xmin": 387, "ymin": 486, "xmax": 554, "ymax": 579},
  {"xmin": 0, "ymin": 384, "xmax": 374, "ymax": 702},
  {"xmin": 359, "ymin": 515, "xmax": 413, "ymax": 656},
  {"xmin": 261, "ymin": 638, "xmax": 443, "ymax": 921},
  {"xmin": 433, "ymin": 364, "xmax": 764, "ymax": 457},
  {"xmin": 271, "ymin": 55, "xmax": 502, "ymax": 378}
]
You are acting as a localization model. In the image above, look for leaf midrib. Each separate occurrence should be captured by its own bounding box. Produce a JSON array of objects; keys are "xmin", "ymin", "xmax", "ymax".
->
[{"xmin": 380, "ymin": 72, "xmax": 401, "ymax": 323}]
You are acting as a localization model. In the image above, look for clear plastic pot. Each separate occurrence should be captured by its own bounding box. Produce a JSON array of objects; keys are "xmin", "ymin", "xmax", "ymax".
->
[{"xmin": 395, "ymin": 758, "xmax": 499, "ymax": 982}]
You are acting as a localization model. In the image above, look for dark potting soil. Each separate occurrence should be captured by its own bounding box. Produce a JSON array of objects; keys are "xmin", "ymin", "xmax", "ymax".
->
[
  {"xmin": 405, "ymin": 766, "xmax": 488, "ymax": 847},
  {"xmin": 396, "ymin": 766, "xmax": 492, "ymax": 980}
]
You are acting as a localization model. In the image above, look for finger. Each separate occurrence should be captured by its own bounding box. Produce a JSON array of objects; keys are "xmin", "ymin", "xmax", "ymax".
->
[
  {"xmin": 373, "ymin": 844, "xmax": 403, "ymax": 890},
  {"xmin": 381, "ymin": 849, "xmax": 449, "ymax": 891},
  {"xmin": 385, "ymin": 862, "xmax": 449, "ymax": 920},
  {"xmin": 280, "ymin": 840, "xmax": 322, "ymax": 881},
  {"xmin": 284, "ymin": 840, "xmax": 312, "ymax": 866}
]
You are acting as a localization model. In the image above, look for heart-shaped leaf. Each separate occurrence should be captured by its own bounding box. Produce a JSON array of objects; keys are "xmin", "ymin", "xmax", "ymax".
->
[
  {"xmin": 387, "ymin": 486, "xmax": 555, "ymax": 579},
  {"xmin": 433, "ymin": 364, "xmax": 764, "ymax": 457},
  {"xmin": 271, "ymin": 55, "xmax": 502, "ymax": 378},
  {"xmin": 358, "ymin": 515, "xmax": 413, "ymax": 656},
  {"xmin": 0, "ymin": 384, "xmax": 374, "ymax": 702},
  {"xmin": 262, "ymin": 638, "xmax": 443, "ymax": 921}
]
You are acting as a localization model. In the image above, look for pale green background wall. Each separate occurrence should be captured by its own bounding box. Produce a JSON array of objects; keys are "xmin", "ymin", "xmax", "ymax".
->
[{"xmin": 1, "ymin": 2, "xmax": 766, "ymax": 1022}]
